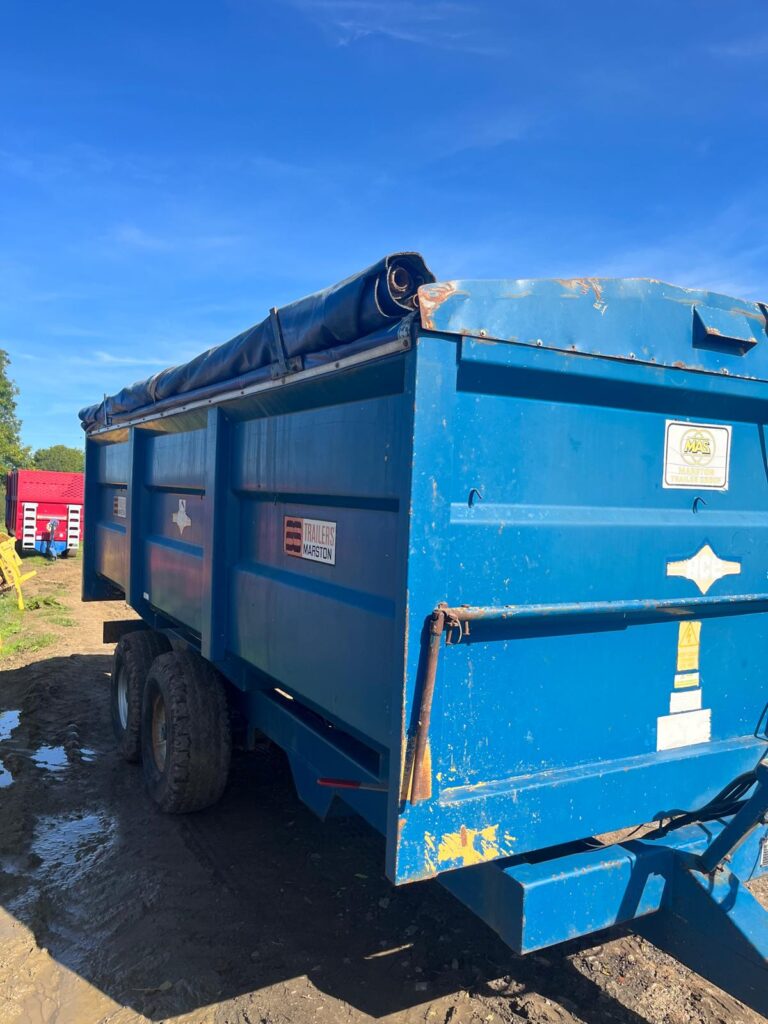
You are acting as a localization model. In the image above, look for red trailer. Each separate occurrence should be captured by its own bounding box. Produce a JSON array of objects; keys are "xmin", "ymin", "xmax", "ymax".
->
[{"xmin": 5, "ymin": 470, "xmax": 84, "ymax": 557}]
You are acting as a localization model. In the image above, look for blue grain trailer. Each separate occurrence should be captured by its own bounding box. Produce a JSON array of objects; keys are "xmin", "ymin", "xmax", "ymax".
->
[{"xmin": 80, "ymin": 254, "xmax": 768, "ymax": 1014}]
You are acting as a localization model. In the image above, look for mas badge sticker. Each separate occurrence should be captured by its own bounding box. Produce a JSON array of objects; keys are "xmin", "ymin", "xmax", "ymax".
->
[{"xmin": 663, "ymin": 420, "xmax": 731, "ymax": 491}]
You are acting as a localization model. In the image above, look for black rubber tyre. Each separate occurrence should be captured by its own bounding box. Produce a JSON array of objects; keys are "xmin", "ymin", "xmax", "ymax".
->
[
  {"xmin": 111, "ymin": 630, "xmax": 172, "ymax": 763},
  {"xmin": 141, "ymin": 651, "xmax": 231, "ymax": 813}
]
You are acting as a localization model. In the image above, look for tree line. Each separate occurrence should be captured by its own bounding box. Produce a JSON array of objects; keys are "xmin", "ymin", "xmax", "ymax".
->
[{"xmin": 0, "ymin": 350, "xmax": 84, "ymax": 476}]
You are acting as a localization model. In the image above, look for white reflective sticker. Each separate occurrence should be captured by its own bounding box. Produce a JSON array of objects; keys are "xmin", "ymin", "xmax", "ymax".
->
[
  {"xmin": 172, "ymin": 498, "xmax": 191, "ymax": 535},
  {"xmin": 284, "ymin": 516, "xmax": 336, "ymax": 565},
  {"xmin": 666, "ymin": 544, "xmax": 741, "ymax": 595},
  {"xmin": 663, "ymin": 420, "xmax": 731, "ymax": 490},
  {"xmin": 657, "ymin": 708, "xmax": 711, "ymax": 751},
  {"xmin": 669, "ymin": 689, "xmax": 702, "ymax": 713}
]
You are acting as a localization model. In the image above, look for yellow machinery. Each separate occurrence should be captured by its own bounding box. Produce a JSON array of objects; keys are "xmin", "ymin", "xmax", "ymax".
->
[{"xmin": 0, "ymin": 534, "xmax": 35, "ymax": 610}]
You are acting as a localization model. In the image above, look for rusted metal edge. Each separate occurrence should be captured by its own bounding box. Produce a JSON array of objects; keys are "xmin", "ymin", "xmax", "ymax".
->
[
  {"xmin": 436, "ymin": 593, "xmax": 768, "ymax": 625},
  {"xmin": 407, "ymin": 593, "xmax": 768, "ymax": 806},
  {"xmin": 409, "ymin": 609, "xmax": 448, "ymax": 805}
]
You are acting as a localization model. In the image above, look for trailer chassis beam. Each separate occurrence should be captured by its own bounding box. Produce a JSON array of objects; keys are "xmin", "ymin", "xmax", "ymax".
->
[
  {"xmin": 636, "ymin": 854, "xmax": 768, "ymax": 1016},
  {"xmin": 442, "ymin": 761, "xmax": 768, "ymax": 1017}
]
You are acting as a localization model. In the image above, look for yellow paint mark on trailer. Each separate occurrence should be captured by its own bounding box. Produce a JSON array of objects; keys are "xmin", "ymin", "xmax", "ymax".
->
[{"xmin": 438, "ymin": 824, "xmax": 502, "ymax": 867}]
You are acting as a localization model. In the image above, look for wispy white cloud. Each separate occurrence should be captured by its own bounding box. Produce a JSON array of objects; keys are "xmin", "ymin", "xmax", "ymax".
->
[
  {"xmin": 245, "ymin": 154, "xmax": 316, "ymax": 178},
  {"xmin": 62, "ymin": 350, "xmax": 172, "ymax": 368},
  {"xmin": 288, "ymin": 0, "xmax": 501, "ymax": 55},
  {"xmin": 111, "ymin": 223, "xmax": 243, "ymax": 253},
  {"xmin": 709, "ymin": 35, "xmax": 768, "ymax": 59},
  {"xmin": 113, "ymin": 224, "xmax": 173, "ymax": 251},
  {"xmin": 0, "ymin": 259, "xmax": 91, "ymax": 306},
  {"xmin": 422, "ymin": 109, "xmax": 529, "ymax": 158},
  {"xmin": 0, "ymin": 347, "xmax": 41, "ymax": 362},
  {"xmin": 48, "ymin": 326, "xmax": 108, "ymax": 339},
  {"xmin": 416, "ymin": 186, "xmax": 768, "ymax": 301},
  {"xmin": 0, "ymin": 143, "xmax": 113, "ymax": 185},
  {"xmin": 94, "ymin": 350, "xmax": 170, "ymax": 366},
  {"xmin": 593, "ymin": 197, "xmax": 768, "ymax": 301},
  {"xmin": 0, "ymin": 142, "xmax": 169, "ymax": 189}
]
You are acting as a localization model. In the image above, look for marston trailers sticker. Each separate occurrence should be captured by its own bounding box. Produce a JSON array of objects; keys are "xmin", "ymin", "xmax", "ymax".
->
[
  {"xmin": 284, "ymin": 516, "xmax": 337, "ymax": 565},
  {"xmin": 663, "ymin": 420, "xmax": 732, "ymax": 490}
]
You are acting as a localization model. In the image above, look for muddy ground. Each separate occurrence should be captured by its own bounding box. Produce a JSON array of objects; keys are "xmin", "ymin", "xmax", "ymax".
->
[{"xmin": 0, "ymin": 557, "xmax": 765, "ymax": 1024}]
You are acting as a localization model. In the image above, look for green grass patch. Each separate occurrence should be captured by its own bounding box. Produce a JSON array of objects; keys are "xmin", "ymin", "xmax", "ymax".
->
[
  {"xmin": 0, "ymin": 594, "xmax": 49, "ymax": 658},
  {"xmin": 0, "ymin": 588, "xmax": 65, "ymax": 658},
  {"xmin": 25, "ymin": 595, "xmax": 62, "ymax": 610},
  {"xmin": 0, "ymin": 592, "xmax": 23, "ymax": 638},
  {"xmin": 46, "ymin": 611, "xmax": 75, "ymax": 627},
  {"xmin": 27, "ymin": 594, "xmax": 75, "ymax": 628},
  {"xmin": 0, "ymin": 630, "xmax": 56, "ymax": 658}
]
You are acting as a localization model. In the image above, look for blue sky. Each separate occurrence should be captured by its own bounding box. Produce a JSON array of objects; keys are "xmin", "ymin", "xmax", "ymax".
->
[{"xmin": 1, "ymin": 1, "xmax": 766, "ymax": 450}]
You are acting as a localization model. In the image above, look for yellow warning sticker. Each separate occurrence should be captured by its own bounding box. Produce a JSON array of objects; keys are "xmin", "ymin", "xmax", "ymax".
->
[
  {"xmin": 676, "ymin": 621, "xmax": 701, "ymax": 673},
  {"xmin": 674, "ymin": 671, "xmax": 700, "ymax": 689}
]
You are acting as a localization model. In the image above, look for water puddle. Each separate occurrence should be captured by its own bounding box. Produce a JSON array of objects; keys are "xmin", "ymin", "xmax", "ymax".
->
[
  {"xmin": 0, "ymin": 855, "xmax": 25, "ymax": 875},
  {"xmin": 0, "ymin": 711, "xmax": 21, "ymax": 788},
  {"xmin": 31, "ymin": 811, "xmax": 118, "ymax": 888},
  {"xmin": 0, "ymin": 709, "xmax": 20, "ymax": 742},
  {"xmin": 0, "ymin": 712, "xmax": 98, "ymax": 787},
  {"xmin": 32, "ymin": 745, "xmax": 68, "ymax": 772}
]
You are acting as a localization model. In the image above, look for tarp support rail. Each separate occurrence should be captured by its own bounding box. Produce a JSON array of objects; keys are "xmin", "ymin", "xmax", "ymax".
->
[{"xmin": 269, "ymin": 306, "xmax": 302, "ymax": 378}]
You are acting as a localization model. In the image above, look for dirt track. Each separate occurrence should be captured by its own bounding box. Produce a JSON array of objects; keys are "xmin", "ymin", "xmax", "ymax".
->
[{"xmin": 0, "ymin": 557, "xmax": 765, "ymax": 1024}]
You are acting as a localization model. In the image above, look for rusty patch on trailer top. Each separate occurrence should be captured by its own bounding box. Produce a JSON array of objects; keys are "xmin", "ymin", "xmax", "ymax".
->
[
  {"xmin": 731, "ymin": 305, "xmax": 767, "ymax": 323},
  {"xmin": 703, "ymin": 324, "xmax": 758, "ymax": 344},
  {"xmin": 556, "ymin": 277, "xmax": 603, "ymax": 303},
  {"xmin": 556, "ymin": 278, "xmax": 609, "ymax": 314},
  {"xmin": 703, "ymin": 321, "xmax": 758, "ymax": 339},
  {"xmin": 419, "ymin": 282, "xmax": 462, "ymax": 331}
]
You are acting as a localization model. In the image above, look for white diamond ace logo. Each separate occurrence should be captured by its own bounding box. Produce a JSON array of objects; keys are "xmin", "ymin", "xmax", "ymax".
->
[
  {"xmin": 666, "ymin": 543, "xmax": 741, "ymax": 595},
  {"xmin": 172, "ymin": 498, "xmax": 191, "ymax": 536}
]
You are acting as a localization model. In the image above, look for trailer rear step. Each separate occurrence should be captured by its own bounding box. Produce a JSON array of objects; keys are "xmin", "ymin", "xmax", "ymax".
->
[
  {"xmin": 21, "ymin": 502, "xmax": 37, "ymax": 549},
  {"xmin": 67, "ymin": 504, "xmax": 82, "ymax": 550}
]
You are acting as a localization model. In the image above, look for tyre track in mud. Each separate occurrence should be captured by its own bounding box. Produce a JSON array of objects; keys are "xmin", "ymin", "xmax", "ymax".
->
[{"xmin": 176, "ymin": 746, "xmax": 768, "ymax": 1024}]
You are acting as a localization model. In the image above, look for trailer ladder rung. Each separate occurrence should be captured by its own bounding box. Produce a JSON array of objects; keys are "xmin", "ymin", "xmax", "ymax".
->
[
  {"xmin": 66, "ymin": 504, "xmax": 82, "ymax": 549},
  {"xmin": 21, "ymin": 503, "xmax": 37, "ymax": 549}
]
